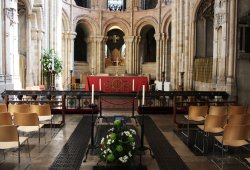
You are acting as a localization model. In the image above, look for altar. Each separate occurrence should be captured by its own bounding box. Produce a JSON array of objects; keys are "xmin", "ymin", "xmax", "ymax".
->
[{"xmin": 85, "ymin": 75, "xmax": 149, "ymax": 92}]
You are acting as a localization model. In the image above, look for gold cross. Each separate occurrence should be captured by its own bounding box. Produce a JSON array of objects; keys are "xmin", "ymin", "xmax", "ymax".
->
[{"xmin": 109, "ymin": 35, "xmax": 120, "ymax": 43}]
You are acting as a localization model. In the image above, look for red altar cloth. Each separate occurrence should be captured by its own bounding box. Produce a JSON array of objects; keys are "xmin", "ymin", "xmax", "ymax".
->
[{"xmin": 85, "ymin": 76, "xmax": 149, "ymax": 92}]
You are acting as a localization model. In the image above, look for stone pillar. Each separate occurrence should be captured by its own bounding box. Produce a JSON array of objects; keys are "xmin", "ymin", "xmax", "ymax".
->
[
  {"xmin": 214, "ymin": 0, "xmax": 227, "ymax": 90},
  {"xmin": 37, "ymin": 30, "xmax": 44, "ymax": 85},
  {"xmin": 68, "ymin": 32, "xmax": 76, "ymax": 72},
  {"xmin": 227, "ymin": 0, "xmax": 237, "ymax": 86},
  {"xmin": 124, "ymin": 36, "xmax": 134, "ymax": 74},
  {"xmin": 134, "ymin": 36, "xmax": 140, "ymax": 74},
  {"xmin": 96, "ymin": 35, "xmax": 105, "ymax": 73},
  {"xmin": 31, "ymin": 28, "xmax": 38, "ymax": 86},
  {"xmin": 162, "ymin": 33, "xmax": 167, "ymax": 80},
  {"xmin": 0, "ymin": 0, "xmax": 2, "ymax": 75},
  {"xmin": 155, "ymin": 33, "xmax": 162, "ymax": 81},
  {"xmin": 184, "ymin": 0, "xmax": 190, "ymax": 90},
  {"xmin": 61, "ymin": 32, "xmax": 68, "ymax": 87},
  {"xmin": 4, "ymin": 0, "xmax": 20, "ymax": 89},
  {"xmin": 171, "ymin": 0, "xmax": 178, "ymax": 90}
]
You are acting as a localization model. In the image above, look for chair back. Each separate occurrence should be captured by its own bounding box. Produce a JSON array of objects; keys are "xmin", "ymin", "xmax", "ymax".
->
[
  {"xmin": 188, "ymin": 105, "xmax": 208, "ymax": 120},
  {"xmin": 13, "ymin": 112, "xmax": 39, "ymax": 126},
  {"xmin": 8, "ymin": 104, "xmax": 30, "ymax": 115},
  {"xmin": 204, "ymin": 115, "xmax": 227, "ymax": 132},
  {"xmin": 30, "ymin": 104, "xmax": 51, "ymax": 116},
  {"xmin": 223, "ymin": 124, "xmax": 246, "ymax": 141},
  {"xmin": 0, "ymin": 112, "xmax": 12, "ymax": 125},
  {"xmin": 208, "ymin": 106, "xmax": 227, "ymax": 116},
  {"xmin": 227, "ymin": 105, "xmax": 247, "ymax": 117},
  {"xmin": 0, "ymin": 125, "xmax": 18, "ymax": 142},
  {"xmin": 228, "ymin": 114, "xmax": 249, "ymax": 125},
  {"xmin": 0, "ymin": 104, "xmax": 7, "ymax": 113}
]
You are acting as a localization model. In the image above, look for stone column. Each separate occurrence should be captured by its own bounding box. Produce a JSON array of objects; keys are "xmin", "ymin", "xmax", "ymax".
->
[
  {"xmin": 124, "ymin": 36, "xmax": 134, "ymax": 74},
  {"xmin": 31, "ymin": 29, "xmax": 38, "ymax": 86},
  {"xmin": 68, "ymin": 32, "xmax": 76, "ymax": 72},
  {"xmin": 37, "ymin": 30, "xmax": 44, "ymax": 85},
  {"xmin": 184, "ymin": 0, "xmax": 190, "ymax": 89},
  {"xmin": 134, "ymin": 36, "xmax": 140, "ymax": 74},
  {"xmin": 96, "ymin": 35, "xmax": 105, "ymax": 74},
  {"xmin": 227, "ymin": 0, "xmax": 237, "ymax": 85},
  {"xmin": 0, "ymin": 0, "xmax": 2, "ymax": 75},
  {"xmin": 171, "ymin": 0, "xmax": 178, "ymax": 90},
  {"xmin": 162, "ymin": 33, "xmax": 167, "ymax": 80},
  {"xmin": 37, "ymin": 30, "xmax": 44, "ymax": 84},
  {"xmin": 61, "ymin": 32, "xmax": 68, "ymax": 87},
  {"xmin": 155, "ymin": 33, "xmax": 162, "ymax": 81}
]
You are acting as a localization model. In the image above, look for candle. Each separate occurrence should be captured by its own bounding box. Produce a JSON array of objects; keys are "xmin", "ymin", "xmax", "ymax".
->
[
  {"xmin": 99, "ymin": 79, "xmax": 102, "ymax": 91},
  {"xmin": 142, "ymin": 85, "xmax": 145, "ymax": 106},
  {"xmin": 91, "ymin": 84, "xmax": 94, "ymax": 104},
  {"xmin": 52, "ymin": 54, "xmax": 54, "ymax": 70},
  {"xmin": 132, "ymin": 79, "xmax": 134, "ymax": 92},
  {"xmin": 181, "ymin": 53, "xmax": 184, "ymax": 72}
]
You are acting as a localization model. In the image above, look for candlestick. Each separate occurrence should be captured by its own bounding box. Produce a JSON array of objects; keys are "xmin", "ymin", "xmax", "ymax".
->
[
  {"xmin": 142, "ymin": 85, "xmax": 145, "ymax": 106},
  {"xmin": 99, "ymin": 79, "xmax": 102, "ymax": 91},
  {"xmin": 132, "ymin": 79, "xmax": 134, "ymax": 92},
  {"xmin": 52, "ymin": 53, "xmax": 54, "ymax": 70},
  {"xmin": 91, "ymin": 84, "xmax": 94, "ymax": 104}
]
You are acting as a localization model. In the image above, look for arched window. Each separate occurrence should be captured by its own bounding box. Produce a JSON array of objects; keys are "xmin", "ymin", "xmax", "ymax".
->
[
  {"xmin": 141, "ymin": 0, "xmax": 158, "ymax": 10},
  {"xmin": 108, "ymin": 0, "xmax": 125, "ymax": 11},
  {"xmin": 74, "ymin": 24, "xmax": 88, "ymax": 62},
  {"xmin": 74, "ymin": 0, "xmax": 89, "ymax": 8},
  {"xmin": 196, "ymin": 0, "xmax": 214, "ymax": 57}
]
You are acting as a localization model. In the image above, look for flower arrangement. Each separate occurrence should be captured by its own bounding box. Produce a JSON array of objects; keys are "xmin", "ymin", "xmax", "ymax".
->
[
  {"xmin": 41, "ymin": 49, "xmax": 62, "ymax": 76},
  {"xmin": 99, "ymin": 119, "xmax": 137, "ymax": 165}
]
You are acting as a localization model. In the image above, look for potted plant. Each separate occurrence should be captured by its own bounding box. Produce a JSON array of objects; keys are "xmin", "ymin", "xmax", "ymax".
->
[{"xmin": 41, "ymin": 49, "xmax": 62, "ymax": 88}]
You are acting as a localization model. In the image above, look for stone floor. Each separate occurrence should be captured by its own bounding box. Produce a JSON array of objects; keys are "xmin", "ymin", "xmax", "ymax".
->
[{"xmin": 0, "ymin": 110, "xmax": 249, "ymax": 170}]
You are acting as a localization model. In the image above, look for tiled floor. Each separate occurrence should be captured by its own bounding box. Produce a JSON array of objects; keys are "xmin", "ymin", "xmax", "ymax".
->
[{"xmin": 0, "ymin": 110, "xmax": 249, "ymax": 170}]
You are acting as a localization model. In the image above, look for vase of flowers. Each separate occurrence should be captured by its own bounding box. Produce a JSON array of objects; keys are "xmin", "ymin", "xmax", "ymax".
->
[
  {"xmin": 99, "ymin": 119, "xmax": 137, "ymax": 166},
  {"xmin": 40, "ymin": 49, "xmax": 62, "ymax": 88}
]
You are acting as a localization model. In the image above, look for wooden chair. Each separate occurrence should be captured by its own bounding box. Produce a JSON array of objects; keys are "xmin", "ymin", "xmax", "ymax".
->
[
  {"xmin": 0, "ymin": 104, "xmax": 7, "ymax": 113},
  {"xmin": 13, "ymin": 112, "xmax": 45, "ymax": 144},
  {"xmin": 30, "ymin": 104, "xmax": 53, "ymax": 137},
  {"xmin": 194, "ymin": 114, "xmax": 227, "ymax": 153},
  {"xmin": 0, "ymin": 112, "xmax": 12, "ymax": 125},
  {"xmin": 8, "ymin": 104, "xmax": 30, "ymax": 116},
  {"xmin": 212, "ymin": 124, "xmax": 249, "ymax": 169},
  {"xmin": 0, "ymin": 125, "xmax": 30, "ymax": 163},
  {"xmin": 183, "ymin": 105, "xmax": 209, "ymax": 142}
]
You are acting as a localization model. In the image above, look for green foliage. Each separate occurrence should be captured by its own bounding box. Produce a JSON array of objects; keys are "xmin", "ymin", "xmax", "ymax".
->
[
  {"xmin": 41, "ymin": 49, "xmax": 62, "ymax": 76},
  {"xmin": 99, "ymin": 120, "xmax": 137, "ymax": 164}
]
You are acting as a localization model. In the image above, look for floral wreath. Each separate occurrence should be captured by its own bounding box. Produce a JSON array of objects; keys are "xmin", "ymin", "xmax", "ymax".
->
[{"xmin": 99, "ymin": 119, "xmax": 137, "ymax": 164}]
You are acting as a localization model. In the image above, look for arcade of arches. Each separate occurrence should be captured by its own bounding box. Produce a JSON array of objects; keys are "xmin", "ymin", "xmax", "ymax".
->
[{"xmin": 0, "ymin": 0, "xmax": 250, "ymax": 105}]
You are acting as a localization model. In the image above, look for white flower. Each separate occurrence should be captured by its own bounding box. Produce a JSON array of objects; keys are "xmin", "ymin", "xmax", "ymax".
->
[
  {"xmin": 128, "ymin": 151, "xmax": 132, "ymax": 157},
  {"xmin": 101, "ymin": 137, "xmax": 105, "ymax": 144},
  {"xmin": 129, "ymin": 129, "xmax": 136, "ymax": 135}
]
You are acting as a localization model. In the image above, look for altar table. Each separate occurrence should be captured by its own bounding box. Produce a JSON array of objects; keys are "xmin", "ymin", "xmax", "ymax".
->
[{"xmin": 85, "ymin": 76, "xmax": 149, "ymax": 92}]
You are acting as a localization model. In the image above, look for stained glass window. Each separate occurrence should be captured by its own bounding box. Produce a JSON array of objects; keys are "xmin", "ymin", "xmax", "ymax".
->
[{"xmin": 108, "ymin": 0, "xmax": 124, "ymax": 11}]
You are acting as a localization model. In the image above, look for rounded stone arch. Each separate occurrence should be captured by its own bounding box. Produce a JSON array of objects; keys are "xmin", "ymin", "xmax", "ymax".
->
[
  {"xmin": 161, "ymin": 11, "xmax": 172, "ymax": 34},
  {"xmin": 73, "ymin": 15, "xmax": 98, "ymax": 35},
  {"xmin": 134, "ymin": 16, "xmax": 158, "ymax": 35},
  {"xmin": 191, "ymin": 0, "xmax": 203, "ymax": 21},
  {"xmin": 102, "ymin": 18, "xmax": 130, "ymax": 36},
  {"xmin": 190, "ymin": 0, "xmax": 203, "ymax": 60},
  {"xmin": 62, "ymin": 9, "xmax": 70, "ymax": 32}
]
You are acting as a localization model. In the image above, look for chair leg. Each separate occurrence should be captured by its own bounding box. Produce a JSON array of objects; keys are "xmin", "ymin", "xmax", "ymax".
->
[
  {"xmin": 44, "ymin": 127, "xmax": 46, "ymax": 144},
  {"xmin": 3, "ymin": 150, "xmax": 5, "ymax": 160},
  {"xmin": 27, "ymin": 139, "xmax": 31, "ymax": 161},
  {"xmin": 18, "ymin": 144, "xmax": 21, "ymax": 164}
]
